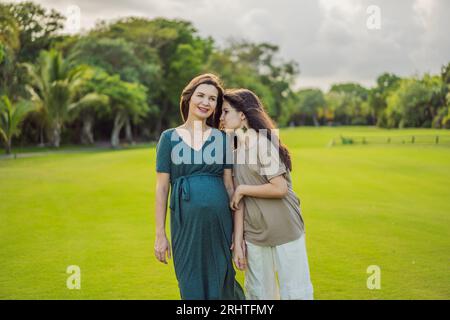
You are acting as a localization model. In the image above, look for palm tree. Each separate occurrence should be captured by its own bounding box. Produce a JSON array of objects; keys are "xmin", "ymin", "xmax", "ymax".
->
[
  {"xmin": 0, "ymin": 95, "xmax": 34, "ymax": 154},
  {"xmin": 23, "ymin": 49, "xmax": 91, "ymax": 147}
]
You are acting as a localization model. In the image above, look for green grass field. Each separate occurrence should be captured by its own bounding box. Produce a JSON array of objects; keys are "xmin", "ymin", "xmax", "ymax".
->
[{"xmin": 1, "ymin": 126, "xmax": 449, "ymax": 299}]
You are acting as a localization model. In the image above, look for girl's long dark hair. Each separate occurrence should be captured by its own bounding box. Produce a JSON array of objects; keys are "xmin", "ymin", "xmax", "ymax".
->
[{"xmin": 223, "ymin": 89, "xmax": 292, "ymax": 171}]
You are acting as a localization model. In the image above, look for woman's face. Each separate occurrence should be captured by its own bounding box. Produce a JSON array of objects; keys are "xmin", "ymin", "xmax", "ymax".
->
[
  {"xmin": 188, "ymin": 84, "xmax": 218, "ymax": 121},
  {"xmin": 220, "ymin": 100, "xmax": 244, "ymax": 130}
]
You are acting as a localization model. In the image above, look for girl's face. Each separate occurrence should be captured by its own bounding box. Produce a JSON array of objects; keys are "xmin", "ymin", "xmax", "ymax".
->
[
  {"xmin": 189, "ymin": 84, "xmax": 218, "ymax": 121},
  {"xmin": 220, "ymin": 100, "xmax": 244, "ymax": 130}
]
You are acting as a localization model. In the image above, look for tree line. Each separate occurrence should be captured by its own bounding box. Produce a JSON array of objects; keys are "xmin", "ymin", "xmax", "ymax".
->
[{"xmin": 1, "ymin": 1, "xmax": 449, "ymax": 154}]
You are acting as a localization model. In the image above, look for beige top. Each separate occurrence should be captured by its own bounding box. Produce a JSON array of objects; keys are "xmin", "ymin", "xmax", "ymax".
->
[{"xmin": 233, "ymin": 135, "xmax": 305, "ymax": 246}]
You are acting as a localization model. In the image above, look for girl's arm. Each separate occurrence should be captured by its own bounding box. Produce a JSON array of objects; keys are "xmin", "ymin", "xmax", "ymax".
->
[
  {"xmin": 230, "ymin": 175, "xmax": 288, "ymax": 210},
  {"xmin": 232, "ymin": 202, "xmax": 247, "ymax": 270},
  {"xmin": 232, "ymin": 177, "xmax": 245, "ymax": 244},
  {"xmin": 233, "ymin": 203, "xmax": 245, "ymax": 245},
  {"xmin": 154, "ymin": 172, "xmax": 171, "ymax": 264},
  {"xmin": 232, "ymin": 177, "xmax": 247, "ymax": 270}
]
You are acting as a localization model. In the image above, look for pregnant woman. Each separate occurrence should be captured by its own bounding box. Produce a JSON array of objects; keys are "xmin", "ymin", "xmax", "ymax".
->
[
  {"xmin": 220, "ymin": 88, "xmax": 314, "ymax": 300},
  {"xmin": 154, "ymin": 74, "xmax": 245, "ymax": 300}
]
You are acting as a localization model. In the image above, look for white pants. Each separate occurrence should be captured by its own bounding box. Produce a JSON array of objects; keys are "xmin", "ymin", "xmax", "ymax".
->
[{"xmin": 244, "ymin": 233, "xmax": 314, "ymax": 300}]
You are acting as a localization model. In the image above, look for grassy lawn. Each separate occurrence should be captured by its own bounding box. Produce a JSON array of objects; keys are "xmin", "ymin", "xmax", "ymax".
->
[{"xmin": 1, "ymin": 126, "xmax": 449, "ymax": 299}]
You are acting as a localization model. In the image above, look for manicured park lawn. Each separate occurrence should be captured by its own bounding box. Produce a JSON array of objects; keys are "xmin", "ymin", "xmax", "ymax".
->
[{"xmin": 1, "ymin": 126, "xmax": 449, "ymax": 299}]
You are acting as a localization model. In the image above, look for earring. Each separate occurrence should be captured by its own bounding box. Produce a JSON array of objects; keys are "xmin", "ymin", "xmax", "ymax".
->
[{"xmin": 241, "ymin": 115, "xmax": 248, "ymax": 133}]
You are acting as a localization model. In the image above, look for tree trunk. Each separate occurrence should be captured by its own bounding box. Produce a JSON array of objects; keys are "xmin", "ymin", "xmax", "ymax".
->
[
  {"xmin": 111, "ymin": 112, "xmax": 126, "ymax": 148},
  {"xmin": 312, "ymin": 114, "xmax": 320, "ymax": 127},
  {"xmin": 51, "ymin": 122, "xmax": 61, "ymax": 148},
  {"xmin": 5, "ymin": 138, "xmax": 11, "ymax": 154},
  {"xmin": 428, "ymin": 104, "xmax": 437, "ymax": 121},
  {"xmin": 81, "ymin": 115, "xmax": 95, "ymax": 145},
  {"xmin": 38, "ymin": 125, "xmax": 45, "ymax": 147},
  {"xmin": 125, "ymin": 117, "xmax": 134, "ymax": 145}
]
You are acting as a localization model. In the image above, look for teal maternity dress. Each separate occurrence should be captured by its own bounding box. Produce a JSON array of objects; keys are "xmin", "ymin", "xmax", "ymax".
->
[{"xmin": 155, "ymin": 128, "xmax": 245, "ymax": 300}]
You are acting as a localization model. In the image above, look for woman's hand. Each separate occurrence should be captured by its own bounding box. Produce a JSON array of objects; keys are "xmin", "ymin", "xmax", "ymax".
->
[
  {"xmin": 232, "ymin": 240, "xmax": 247, "ymax": 271},
  {"xmin": 154, "ymin": 233, "xmax": 171, "ymax": 264},
  {"xmin": 230, "ymin": 185, "xmax": 245, "ymax": 211},
  {"xmin": 155, "ymin": 173, "xmax": 171, "ymax": 264}
]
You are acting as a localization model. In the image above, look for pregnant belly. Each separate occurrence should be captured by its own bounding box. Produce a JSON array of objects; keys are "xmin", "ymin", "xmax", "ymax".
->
[
  {"xmin": 170, "ymin": 175, "xmax": 233, "ymax": 248},
  {"xmin": 182, "ymin": 175, "xmax": 230, "ymax": 212}
]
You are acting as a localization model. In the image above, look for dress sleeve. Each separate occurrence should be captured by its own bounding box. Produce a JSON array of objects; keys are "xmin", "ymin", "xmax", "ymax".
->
[
  {"xmin": 223, "ymin": 131, "xmax": 234, "ymax": 169},
  {"xmin": 156, "ymin": 130, "xmax": 171, "ymax": 173}
]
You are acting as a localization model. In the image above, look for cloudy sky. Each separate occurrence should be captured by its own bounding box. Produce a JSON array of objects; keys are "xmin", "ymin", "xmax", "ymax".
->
[{"xmin": 11, "ymin": 0, "xmax": 450, "ymax": 90}]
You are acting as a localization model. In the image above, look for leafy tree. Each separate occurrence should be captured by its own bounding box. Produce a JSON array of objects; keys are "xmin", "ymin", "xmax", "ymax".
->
[
  {"xmin": 368, "ymin": 73, "xmax": 401, "ymax": 126},
  {"xmin": 385, "ymin": 78, "xmax": 431, "ymax": 128},
  {"xmin": 66, "ymin": 68, "xmax": 111, "ymax": 144},
  {"xmin": 7, "ymin": 1, "xmax": 65, "ymax": 63},
  {"xmin": 92, "ymin": 73, "xmax": 149, "ymax": 147},
  {"xmin": 209, "ymin": 40, "xmax": 298, "ymax": 123},
  {"xmin": 0, "ymin": 95, "xmax": 34, "ymax": 154},
  {"xmin": 290, "ymin": 89, "xmax": 325, "ymax": 126},
  {"xmin": 432, "ymin": 100, "xmax": 450, "ymax": 129},
  {"xmin": 326, "ymin": 83, "xmax": 371, "ymax": 125},
  {"xmin": 330, "ymin": 83, "xmax": 369, "ymax": 100},
  {"xmin": 421, "ymin": 74, "xmax": 446, "ymax": 127},
  {"xmin": 23, "ymin": 49, "xmax": 93, "ymax": 147},
  {"xmin": 1, "ymin": 1, "xmax": 65, "ymax": 102},
  {"xmin": 68, "ymin": 36, "xmax": 158, "ymax": 85},
  {"xmin": 433, "ymin": 63, "xmax": 450, "ymax": 128},
  {"xmin": 0, "ymin": 4, "xmax": 20, "ymax": 51},
  {"xmin": 91, "ymin": 17, "xmax": 205, "ymax": 135},
  {"xmin": 0, "ymin": 3, "xmax": 20, "ymax": 98},
  {"xmin": 383, "ymin": 73, "xmax": 447, "ymax": 129}
]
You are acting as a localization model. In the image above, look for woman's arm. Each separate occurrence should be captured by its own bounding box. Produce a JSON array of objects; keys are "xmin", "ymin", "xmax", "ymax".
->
[
  {"xmin": 230, "ymin": 175, "xmax": 288, "ymax": 210},
  {"xmin": 223, "ymin": 168, "xmax": 235, "ymax": 200},
  {"xmin": 154, "ymin": 172, "xmax": 171, "ymax": 264}
]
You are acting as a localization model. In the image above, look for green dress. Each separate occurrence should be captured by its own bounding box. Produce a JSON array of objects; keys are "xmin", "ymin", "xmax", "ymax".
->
[{"xmin": 156, "ymin": 128, "xmax": 245, "ymax": 300}]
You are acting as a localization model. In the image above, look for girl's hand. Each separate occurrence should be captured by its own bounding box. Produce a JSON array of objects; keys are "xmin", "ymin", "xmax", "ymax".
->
[
  {"xmin": 230, "ymin": 185, "xmax": 244, "ymax": 211},
  {"xmin": 154, "ymin": 233, "xmax": 171, "ymax": 264},
  {"xmin": 232, "ymin": 240, "xmax": 247, "ymax": 271}
]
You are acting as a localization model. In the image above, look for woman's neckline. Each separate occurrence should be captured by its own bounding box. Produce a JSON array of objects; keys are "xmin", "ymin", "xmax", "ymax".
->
[{"xmin": 174, "ymin": 126, "xmax": 214, "ymax": 152}]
